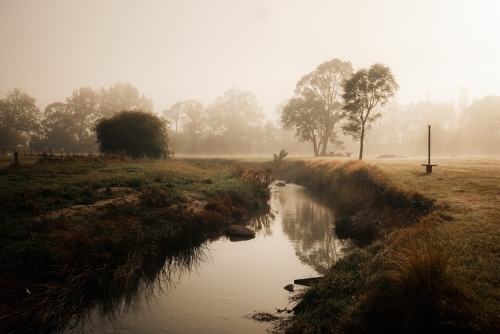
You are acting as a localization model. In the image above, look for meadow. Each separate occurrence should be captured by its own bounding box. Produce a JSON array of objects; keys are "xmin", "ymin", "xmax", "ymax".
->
[
  {"xmin": 274, "ymin": 156, "xmax": 500, "ymax": 333},
  {"xmin": 1, "ymin": 153, "xmax": 499, "ymax": 333},
  {"xmin": 0, "ymin": 154, "xmax": 271, "ymax": 333}
]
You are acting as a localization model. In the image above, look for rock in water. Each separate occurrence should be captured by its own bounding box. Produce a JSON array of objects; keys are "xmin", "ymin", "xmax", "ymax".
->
[
  {"xmin": 283, "ymin": 284, "xmax": 294, "ymax": 292},
  {"xmin": 227, "ymin": 225, "xmax": 256, "ymax": 238}
]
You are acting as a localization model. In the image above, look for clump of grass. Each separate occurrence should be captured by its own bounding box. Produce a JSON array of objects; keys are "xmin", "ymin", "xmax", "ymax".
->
[
  {"xmin": 230, "ymin": 163, "xmax": 274, "ymax": 197},
  {"xmin": 139, "ymin": 186, "xmax": 174, "ymax": 208}
]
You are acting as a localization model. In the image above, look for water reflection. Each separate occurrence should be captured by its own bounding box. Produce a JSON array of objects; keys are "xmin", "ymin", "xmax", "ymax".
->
[
  {"xmin": 65, "ymin": 183, "xmax": 345, "ymax": 333},
  {"xmin": 64, "ymin": 244, "xmax": 211, "ymax": 333},
  {"xmin": 273, "ymin": 184, "xmax": 344, "ymax": 274},
  {"xmin": 247, "ymin": 213, "xmax": 274, "ymax": 238}
]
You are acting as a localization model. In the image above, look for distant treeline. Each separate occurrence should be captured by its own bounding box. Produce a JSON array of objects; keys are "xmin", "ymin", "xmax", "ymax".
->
[
  {"xmin": 1, "ymin": 79, "xmax": 499, "ymax": 156},
  {"xmin": 366, "ymin": 94, "xmax": 500, "ymax": 156},
  {"xmin": 0, "ymin": 83, "xmax": 153, "ymax": 151},
  {"xmin": 0, "ymin": 83, "xmax": 310, "ymax": 155}
]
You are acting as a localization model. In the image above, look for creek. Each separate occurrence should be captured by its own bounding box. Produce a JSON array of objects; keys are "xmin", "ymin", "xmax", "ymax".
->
[{"xmin": 65, "ymin": 184, "xmax": 348, "ymax": 333}]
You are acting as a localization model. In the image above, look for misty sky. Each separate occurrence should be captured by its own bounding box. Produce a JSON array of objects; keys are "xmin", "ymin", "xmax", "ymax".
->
[{"xmin": 1, "ymin": 0, "xmax": 499, "ymax": 120}]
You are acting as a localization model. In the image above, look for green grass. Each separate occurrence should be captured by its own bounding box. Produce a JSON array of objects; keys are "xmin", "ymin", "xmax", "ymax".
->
[{"xmin": 0, "ymin": 155, "xmax": 271, "ymax": 332}]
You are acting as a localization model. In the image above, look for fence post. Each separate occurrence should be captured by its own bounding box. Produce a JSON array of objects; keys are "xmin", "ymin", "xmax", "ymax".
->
[
  {"xmin": 50, "ymin": 149, "xmax": 53, "ymax": 156},
  {"xmin": 14, "ymin": 151, "xmax": 19, "ymax": 166}
]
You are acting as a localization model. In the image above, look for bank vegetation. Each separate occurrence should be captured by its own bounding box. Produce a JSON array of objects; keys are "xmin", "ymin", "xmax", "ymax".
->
[
  {"xmin": 0, "ymin": 155, "xmax": 272, "ymax": 333},
  {"xmin": 273, "ymin": 158, "xmax": 500, "ymax": 333}
]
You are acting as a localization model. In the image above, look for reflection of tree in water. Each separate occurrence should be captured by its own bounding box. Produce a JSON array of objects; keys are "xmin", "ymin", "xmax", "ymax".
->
[
  {"xmin": 246, "ymin": 213, "xmax": 275, "ymax": 237},
  {"xmin": 65, "ymin": 244, "xmax": 211, "ymax": 333},
  {"xmin": 276, "ymin": 186, "xmax": 344, "ymax": 274}
]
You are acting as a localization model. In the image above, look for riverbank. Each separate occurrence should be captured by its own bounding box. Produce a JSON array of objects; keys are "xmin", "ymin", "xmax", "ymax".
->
[
  {"xmin": 276, "ymin": 158, "xmax": 500, "ymax": 333},
  {"xmin": 0, "ymin": 155, "xmax": 271, "ymax": 333}
]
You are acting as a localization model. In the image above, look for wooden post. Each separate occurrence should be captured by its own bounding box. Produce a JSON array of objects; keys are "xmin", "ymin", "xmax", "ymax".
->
[
  {"xmin": 428, "ymin": 125, "xmax": 431, "ymax": 165},
  {"xmin": 50, "ymin": 149, "xmax": 53, "ymax": 156},
  {"xmin": 421, "ymin": 124, "xmax": 437, "ymax": 173},
  {"xmin": 14, "ymin": 151, "xmax": 18, "ymax": 166}
]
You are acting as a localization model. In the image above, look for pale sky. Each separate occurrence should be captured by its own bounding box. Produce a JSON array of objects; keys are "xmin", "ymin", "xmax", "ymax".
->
[{"xmin": 1, "ymin": 0, "xmax": 499, "ymax": 120}]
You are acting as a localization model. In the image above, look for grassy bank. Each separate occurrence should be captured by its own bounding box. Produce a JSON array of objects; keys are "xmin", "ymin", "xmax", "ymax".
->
[
  {"xmin": 275, "ymin": 158, "xmax": 500, "ymax": 333},
  {"xmin": 0, "ymin": 155, "xmax": 271, "ymax": 333}
]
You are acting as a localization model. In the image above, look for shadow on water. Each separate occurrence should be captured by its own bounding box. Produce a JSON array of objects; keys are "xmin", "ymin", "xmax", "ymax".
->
[{"xmin": 62, "ymin": 243, "xmax": 212, "ymax": 334}]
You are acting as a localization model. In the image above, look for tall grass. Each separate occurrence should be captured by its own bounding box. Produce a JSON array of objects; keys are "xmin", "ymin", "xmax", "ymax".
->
[{"xmin": 276, "ymin": 158, "xmax": 499, "ymax": 333}]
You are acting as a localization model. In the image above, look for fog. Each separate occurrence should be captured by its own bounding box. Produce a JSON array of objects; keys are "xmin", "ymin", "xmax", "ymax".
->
[{"xmin": 1, "ymin": 1, "xmax": 500, "ymax": 156}]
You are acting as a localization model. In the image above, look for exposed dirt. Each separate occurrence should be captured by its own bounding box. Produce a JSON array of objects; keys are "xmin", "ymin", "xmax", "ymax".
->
[{"xmin": 44, "ymin": 189, "xmax": 209, "ymax": 220}]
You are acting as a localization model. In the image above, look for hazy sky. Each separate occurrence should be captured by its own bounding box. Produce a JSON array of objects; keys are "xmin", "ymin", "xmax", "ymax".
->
[{"xmin": 1, "ymin": 0, "xmax": 499, "ymax": 120}]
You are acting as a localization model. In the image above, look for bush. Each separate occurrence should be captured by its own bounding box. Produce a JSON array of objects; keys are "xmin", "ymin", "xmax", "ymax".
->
[{"xmin": 94, "ymin": 110, "xmax": 171, "ymax": 159}]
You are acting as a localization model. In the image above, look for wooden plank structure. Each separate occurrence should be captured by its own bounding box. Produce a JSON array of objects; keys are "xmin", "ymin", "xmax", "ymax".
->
[
  {"xmin": 421, "ymin": 125, "xmax": 437, "ymax": 173},
  {"xmin": 293, "ymin": 277, "xmax": 323, "ymax": 286}
]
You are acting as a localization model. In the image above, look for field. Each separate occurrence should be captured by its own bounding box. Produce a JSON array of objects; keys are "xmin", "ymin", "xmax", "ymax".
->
[
  {"xmin": 275, "ymin": 156, "xmax": 500, "ymax": 333},
  {"xmin": 0, "ymin": 154, "xmax": 272, "ymax": 333},
  {"xmin": 373, "ymin": 157, "xmax": 500, "ymax": 312},
  {"xmin": 1, "ymin": 153, "xmax": 499, "ymax": 333}
]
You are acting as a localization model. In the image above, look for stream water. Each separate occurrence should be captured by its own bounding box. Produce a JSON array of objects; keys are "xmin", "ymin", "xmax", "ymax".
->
[{"xmin": 66, "ymin": 184, "xmax": 348, "ymax": 333}]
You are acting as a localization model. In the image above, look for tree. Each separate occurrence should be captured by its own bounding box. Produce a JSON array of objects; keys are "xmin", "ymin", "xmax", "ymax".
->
[
  {"xmin": 458, "ymin": 95, "xmax": 500, "ymax": 154},
  {"xmin": 41, "ymin": 102, "xmax": 77, "ymax": 145},
  {"xmin": 282, "ymin": 98, "xmax": 323, "ymax": 156},
  {"xmin": 342, "ymin": 63, "xmax": 399, "ymax": 160},
  {"xmin": 282, "ymin": 59, "xmax": 353, "ymax": 156},
  {"xmin": 181, "ymin": 100, "xmax": 206, "ymax": 152},
  {"xmin": 205, "ymin": 87, "xmax": 264, "ymax": 153},
  {"xmin": 98, "ymin": 82, "xmax": 154, "ymax": 117},
  {"xmin": 0, "ymin": 88, "xmax": 41, "ymax": 147},
  {"xmin": 65, "ymin": 87, "xmax": 99, "ymax": 146},
  {"xmin": 162, "ymin": 101, "xmax": 183, "ymax": 134},
  {"xmin": 94, "ymin": 109, "xmax": 171, "ymax": 158}
]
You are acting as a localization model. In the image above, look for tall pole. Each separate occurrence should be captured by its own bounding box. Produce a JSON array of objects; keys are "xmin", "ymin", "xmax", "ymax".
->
[{"xmin": 428, "ymin": 125, "xmax": 431, "ymax": 165}]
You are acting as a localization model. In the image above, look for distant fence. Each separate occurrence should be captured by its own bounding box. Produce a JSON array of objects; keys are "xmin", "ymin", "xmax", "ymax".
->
[{"xmin": 1, "ymin": 147, "xmax": 99, "ymax": 166}]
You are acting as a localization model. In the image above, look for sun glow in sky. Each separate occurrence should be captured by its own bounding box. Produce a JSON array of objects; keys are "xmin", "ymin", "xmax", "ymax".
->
[{"xmin": 1, "ymin": 0, "xmax": 499, "ymax": 119}]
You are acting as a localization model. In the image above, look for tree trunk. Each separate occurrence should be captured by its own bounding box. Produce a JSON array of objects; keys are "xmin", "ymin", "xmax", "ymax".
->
[
  {"xmin": 321, "ymin": 117, "xmax": 331, "ymax": 156},
  {"xmin": 312, "ymin": 136, "xmax": 318, "ymax": 157},
  {"xmin": 320, "ymin": 136, "xmax": 328, "ymax": 156},
  {"xmin": 359, "ymin": 124, "xmax": 365, "ymax": 160}
]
